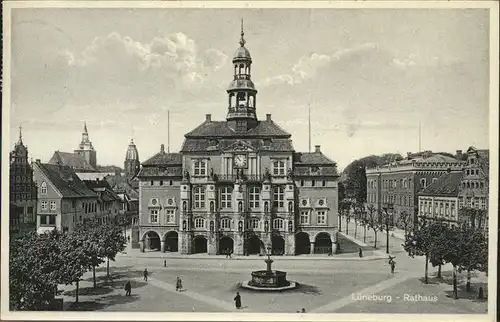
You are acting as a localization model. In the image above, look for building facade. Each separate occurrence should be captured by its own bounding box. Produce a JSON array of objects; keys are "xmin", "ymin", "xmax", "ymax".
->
[
  {"xmin": 33, "ymin": 161, "xmax": 98, "ymax": 234},
  {"xmin": 137, "ymin": 27, "xmax": 339, "ymax": 256},
  {"xmin": 366, "ymin": 151, "xmax": 465, "ymax": 228},
  {"xmin": 457, "ymin": 147, "xmax": 489, "ymax": 230},
  {"xmin": 82, "ymin": 179, "xmax": 123, "ymax": 225},
  {"xmin": 9, "ymin": 127, "xmax": 38, "ymax": 235}
]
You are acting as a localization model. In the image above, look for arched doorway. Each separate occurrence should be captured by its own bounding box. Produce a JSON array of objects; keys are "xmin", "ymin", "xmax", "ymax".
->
[
  {"xmin": 164, "ymin": 231, "xmax": 178, "ymax": 252},
  {"xmin": 193, "ymin": 235, "xmax": 208, "ymax": 254},
  {"xmin": 314, "ymin": 232, "xmax": 332, "ymax": 254},
  {"xmin": 219, "ymin": 236, "xmax": 234, "ymax": 254},
  {"xmin": 143, "ymin": 231, "xmax": 161, "ymax": 251},
  {"xmin": 272, "ymin": 235, "xmax": 285, "ymax": 255},
  {"xmin": 246, "ymin": 235, "xmax": 264, "ymax": 255},
  {"xmin": 295, "ymin": 232, "xmax": 310, "ymax": 255}
]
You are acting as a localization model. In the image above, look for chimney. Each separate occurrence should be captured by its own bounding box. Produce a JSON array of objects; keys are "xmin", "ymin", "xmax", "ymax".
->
[
  {"xmin": 315, "ymin": 145, "xmax": 321, "ymax": 153},
  {"xmin": 423, "ymin": 150, "xmax": 432, "ymax": 159},
  {"xmin": 205, "ymin": 114, "xmax": 212, "ymax": 122},
  {"xmin": 456, "ymin": 150, "xmax": 462, "ymax": 158},
  {"xmin": 160, "ymin": 144, "xmax": 165, "ymax": 154},
  {"xmin": 407, "ymin": 152, "xmax": 412, "ymax": 160},
  {"xmin": 266, "ymin": 114, "xmax": 272, "ymax": 121}
]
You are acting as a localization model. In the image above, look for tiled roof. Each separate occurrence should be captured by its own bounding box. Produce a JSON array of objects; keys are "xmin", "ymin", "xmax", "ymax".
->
[
  {"xmin": 181, "ymin": 138, "xmax": 294, "ymax": 152},
  {"xmin": 185, "ymin": 120, "xmax": 291, "ymax": 138},
  {"xmin": 414, "ymin": 154, "xmax": 460, "ymax": 163},
  {"xmin": 36, "ymin": 163, "xmax": 96, "ymax": 198},
  {"xmin": 294, "ymin": 165, "xmax": 339, "ymax": 177},
  {"xmin": 48, "ymin": 151, "xmax": 96, "ymax": 171},
  {"xmin": 418, "ymin": 172, "xmax": 463, "ymax": 197},
  {"xmin": 104, "ymin": 174, "xmax": 139, "ymax": 199},
  {"xmin": 137, "ymin": 166, "xmax": 183, "ymax": 178},
  {"xmin": 294, "ymin": 152, "xmax": 336, "ymax": 165},
  {"xmin": 142, "ymin": 152, "xmax": 182, "ymax": 166}
]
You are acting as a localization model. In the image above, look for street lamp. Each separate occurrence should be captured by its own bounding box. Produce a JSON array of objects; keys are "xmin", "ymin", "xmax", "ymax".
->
[{"xmin": 382, "ymin": 202, "xmax": 394, "ymax": 254}]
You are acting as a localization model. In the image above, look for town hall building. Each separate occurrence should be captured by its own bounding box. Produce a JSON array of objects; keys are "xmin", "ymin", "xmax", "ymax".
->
[{"xmin": 137, "ymin": 24, "xmax": 340, "ymax": 256}]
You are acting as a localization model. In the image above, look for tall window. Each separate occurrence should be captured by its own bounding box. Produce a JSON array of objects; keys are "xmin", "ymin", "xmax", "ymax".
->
[
  {"xmin": 273, "ymin": 186, "xmax": 284, "ymax": 208},
  {"xmin": 165, "ymin": 209, "xmax": 175, "ymax": 224},
  {"xmin": 41, "ymin": 182, "xmax": 47, "ymax": 195},
  {"xmin": 41, "ymin": 201, "xmax": 48, "ymax": 211},
  {"xmin": 194, "ymin": 217, "xmax": 205, "ymax": 229},
  {"xmin": 420, "ymin": 178, "xmax": 426, "ymax": 188},
  {"xmin": 50, "ymin": 201, "xmax": 56, "ymax": 211},
  {"xmin": 250, "ymin": 218, "xmax": 259, "ymax": 229},
  {"xmin": 249, "ymin": 187, "xmax": 260, "ymax": 208},
  {"xmin": 194, "ymin": 187, "xmax": 205, "ymax": 209},
  {"xmin": 317, "ymin": 211, "xmax": 326, "ymax": 224},
  {"xmin": 193, "ymin": 160, "xmax": 207, "ymax": 176},
  {"xmin": 220, "ymin": 186, "xmax": 233, "ymax": 209},
  {"xmin": 150, "ymin": 209, "xmax": 159, "ymax": 223},
  {"xmin": 220, "ymin": 218, "xmax": 231, "ymax": 229},
  {"xmin": 300, "ymin": 211, "xmax": 310, "ymax": 224},
  {"xmin": 273, "ymin": 218, "xmax": 284, "ymax": 230},
  {"xmin": 272, "ymin": 160, "xmax": 286, "ymax": 176}
]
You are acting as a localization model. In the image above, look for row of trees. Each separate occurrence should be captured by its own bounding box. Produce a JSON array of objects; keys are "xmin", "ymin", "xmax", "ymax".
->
[
  {"xmin": 404, "ymin": 219, "xmax": 488, "ymax": 299},
  {"xmin": 10, "ymin": 222, "xmax": 126, "ymax": 310}
]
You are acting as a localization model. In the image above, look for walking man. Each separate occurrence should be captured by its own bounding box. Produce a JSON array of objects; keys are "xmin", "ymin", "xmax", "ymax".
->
[
  {"xmin": 234, "ymin": 292, "xmax": 242, "ymax": 309},
  {"xmin": 358, "ymin": 248, "xmax": 363, "ymax": 258},
  {"xmin": 176, "ymin": 276, "xmax": 183, "ymax": 292},
  {"xmin": 124, "ymin": 281, "xmax": 132, "ymax": 296},
  {"xmin": 390, "ymin": 260, "xmax": 396, "ymax": 274},
  {"xmin": 143, "ymin": 268, "xmax": 149, "ymax": 281}
]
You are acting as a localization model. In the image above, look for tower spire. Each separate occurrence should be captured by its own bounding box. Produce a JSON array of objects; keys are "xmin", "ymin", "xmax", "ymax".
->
[
  {"xmin": 308, "ymin": 105, "xmax": 311, "ymax": 153},
  {"xmin": 239, "ymin": 18, "xmax": 246, "ymax": 47},
  {"xmin": 18, "ymin": 124, "xmax": 23, "ymax": 144},
  {"xmin": 83, "ymin": 121, "xmax": 88, "ymax": 134}
]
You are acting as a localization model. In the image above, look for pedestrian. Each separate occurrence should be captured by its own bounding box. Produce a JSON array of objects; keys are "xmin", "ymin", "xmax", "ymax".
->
[
  {"xmin": 358, "ymin": 248, "xmax": 363, "ymax": 258},
  {"xmin": 176, "ymin": 276, "xmax": 183, "ymax": 292},
  {"xmin": 143, "ymin": 268, "xmax": 149, "ymax": 281},
  {"xmin": 301, "ymin": 308, "xmax": 306, "ymax": 313},
  {"xmin": 234, "ymin": 292, "xmax": 242, "ymax": 309},
  {"xmin": 127, "ymin": 235, "xmax": 130, "ymax": 243},
  {"xmin": 225, "ymin": 249, "xmax": 230, "ymax": 258},
  {"xmin": 124, "ymin": 281, "xmax": 132, "ymax": 296},
  {"xmin": 229, "ymin": 249, "xmax": 232, "ymax": 259},
  {"xmin": 390, "ymin": 261, "xmax": 396, "ymax": 274}
]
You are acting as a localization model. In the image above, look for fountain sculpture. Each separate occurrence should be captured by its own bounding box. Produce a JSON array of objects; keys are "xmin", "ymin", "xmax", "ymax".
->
[{"xmin": 240, "ymin": 247, "xmax": 297, "ymax": 291}]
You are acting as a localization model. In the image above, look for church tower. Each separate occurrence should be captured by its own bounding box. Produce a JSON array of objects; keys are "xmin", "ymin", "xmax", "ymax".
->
[
  {"xmin": 74, "ymin": 122, "xmax": 97, "ymax": 169},
  {"xmin": 124, "ymin": 138, "xmax": 140, "ymax": 179},
  {"xmin": 226, "ymin": 19, "xmax": 258, "ymax": 133}
]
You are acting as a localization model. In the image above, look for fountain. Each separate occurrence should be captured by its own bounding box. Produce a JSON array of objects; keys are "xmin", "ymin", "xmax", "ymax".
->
[{"xmin": 240, "ymin": 246, "xmax": 297, "ymax": 291}]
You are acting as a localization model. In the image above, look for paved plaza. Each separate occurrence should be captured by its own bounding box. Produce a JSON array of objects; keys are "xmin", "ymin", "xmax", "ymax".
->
[{"xmin": 57, "ymin": 225, "xmax": 488, "ymax": 314}]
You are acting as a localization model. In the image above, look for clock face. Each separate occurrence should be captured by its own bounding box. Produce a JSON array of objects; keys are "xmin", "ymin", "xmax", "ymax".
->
[{"xmin": 234, "ymin": 154, "xmax": 248, "ymax": 168}]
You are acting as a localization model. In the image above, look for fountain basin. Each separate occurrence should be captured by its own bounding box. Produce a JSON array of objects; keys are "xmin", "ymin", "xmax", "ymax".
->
[{"xmin": 240, "ymin": 270, "xmax": 298, "ymax": 291}]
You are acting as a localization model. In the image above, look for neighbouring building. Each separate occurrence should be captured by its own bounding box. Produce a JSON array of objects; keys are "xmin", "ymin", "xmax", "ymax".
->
[
  {"xmin": 82, "ymin": 179, "xmax": 123, "ymax": 225},
  {"xmin": 9, "ymin": 126, "xmax": 38, "ymax": 236},
  {"xmin": 457, "ymin": 147, "xmax": 489, "ymax": 230},
  {"xmin": 366, "ymin": 151, "xmax": 465, "ymax": 228},
  {"xmin": 32, "ymin": 161, "xmax": 98, "ymax": 234},
  {"xmin": 137, "ymin": 25, "xmax": 340, "ymax": 256},
  {"xmin": 417, "ymin": 171, "xmax": 463, "ymax": 225},
  {"xmin": 48, "ymin": 122, "xmax": 98, "ymax": 172}
]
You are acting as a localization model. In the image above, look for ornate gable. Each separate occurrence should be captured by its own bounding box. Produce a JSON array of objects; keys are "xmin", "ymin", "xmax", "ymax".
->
[{"xmin": 223, "ymin": 139, "xmax": 255, "ymax": 153}]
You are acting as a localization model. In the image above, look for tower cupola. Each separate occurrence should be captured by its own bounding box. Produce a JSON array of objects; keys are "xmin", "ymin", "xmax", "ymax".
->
[
  {"xmin": 226, "ymin": 19, "xmax": 258, "ymax": 133},
  {"xmin": 124, "ymin": 138, "xmax": 140, "ymax": 178}
]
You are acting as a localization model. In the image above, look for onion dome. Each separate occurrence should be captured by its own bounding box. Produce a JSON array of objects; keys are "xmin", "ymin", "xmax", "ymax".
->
[{"xmin": 125, "ymin": 139, "xmax": 139, "ymax": 161}]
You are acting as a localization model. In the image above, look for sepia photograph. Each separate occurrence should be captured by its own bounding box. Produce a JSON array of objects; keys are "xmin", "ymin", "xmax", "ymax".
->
[{"xmin": 1, "ymin": 1, "xmax": 498, "ymax": 321}]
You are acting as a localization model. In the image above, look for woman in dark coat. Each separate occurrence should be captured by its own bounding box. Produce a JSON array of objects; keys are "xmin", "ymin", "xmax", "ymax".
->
[
  {"xmin": 124, "ymin": 281, "xmax": 132, "ymax": 296},
  {"xmin": 234, "ymin": 292, "xmax": 242, "ymax": 309}
]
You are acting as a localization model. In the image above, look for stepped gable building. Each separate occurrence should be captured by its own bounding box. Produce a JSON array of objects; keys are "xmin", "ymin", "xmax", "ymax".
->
[
  {"xmin": 124, "ymin": 138, "xmax": 141, "ymax": 179},
  {"xmin": 137, "ymin": 24, "xmax": 340, "ymax": 256},
  {"xmin": 457, "ymin": 147, "xmax": 489, "ymax": 230},
  {"xmin": 32, "ymin": 160, "xmax": 98, "ymax": 234},
  {"xmin": 366, "ymin": 150, "xmax": 466, "ymax": 228},
  {"xmin": 9, "ymin": 126, "xmax": 38, "ymax": 235},
  {"xmin": 48, "ymin": 122, "xmax": 98, "ymax": 172}
]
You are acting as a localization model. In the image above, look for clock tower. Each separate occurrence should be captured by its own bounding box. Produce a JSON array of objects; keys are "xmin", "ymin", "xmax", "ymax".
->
[{"xmin": 226, "ymin": 19, "xmax": 258, "ymax": 133}]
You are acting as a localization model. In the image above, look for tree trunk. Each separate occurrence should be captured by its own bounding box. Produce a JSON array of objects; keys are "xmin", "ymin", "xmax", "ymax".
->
[
  {"xmin": 363, "ymin": 226, "xmax": 367, "ymax": 243},
  {"xmin": 338, "ymin": 215, "xmax": 342, "ymax": 232},
  {"xmin": 385, "ymin": 225, "xmax": 390, "ymax": 254},
  {"xmin": 424, "ymin": 254, "xmax": 429, "ymax": 284},
  {"xmin": 437, "ymin": 264, "xmax": 442, "ymax": 278},
  {"xmin": 466, "ymin": 269, "xmax": 471, "ymax": 292},
  {"xmin": 107, "ymin": 257, "xmax": 110, "ymax": 279},
  {"xmin": 453, "ymin": 265, "xmax": 458, "ymax": 299},
  {"xmin": 373, "ymin": 228, "xmax": 378, "ymax": 248},
  {"xmin": 346, "ymin": 219, "xmax": 349, "ymax": 234},
  {"xmin": 76, "ymin": 280, "xmax": 79, "ymax": 303},
  {"xmin": 93, "ymin": 265, "xmax": 97, "ymax": 288},
  {"xmin": 354, "ymin": 220, "xmax": 358, "ymax": 238}
]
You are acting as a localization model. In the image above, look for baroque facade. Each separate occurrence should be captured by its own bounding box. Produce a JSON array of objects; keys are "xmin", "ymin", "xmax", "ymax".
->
[
  {"xmin": 366, "ymin": 151, "xmax": 465, "ymax": 228},
  {"xmin": 137, "ymin": 26, "xmax": 339, "ymax": 256}
]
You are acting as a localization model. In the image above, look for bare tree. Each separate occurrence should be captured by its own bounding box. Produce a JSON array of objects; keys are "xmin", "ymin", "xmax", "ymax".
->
[
  {"xmin": 366, "ymin": 204, "xmax": 379, "ymax": 248},
  {"xmin": 398, "ymin": 211, "xmax": 413, "ymax": 240}
]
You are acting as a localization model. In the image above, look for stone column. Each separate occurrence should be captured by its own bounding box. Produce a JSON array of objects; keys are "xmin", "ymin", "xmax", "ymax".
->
[
  {"xmin": 331, "ymin": 241, "xmax": 337, "ymax": 255},
  {"xmin": 161, "ymin": 241, "xmax": 166, "ymax": 253},
  {"xmin": 310, "ymin": 242, "xmax": 315, "ymax": 255},
  {"xmin": 207, "ymin": 235, "xmax": 217, "ymax": 255},
  {"xmin": 139, "ymin": 240, "xmax": 145, "ymax": 253},
  {"xmin": 234, "ymin": 234, "xmax": 244, "ymax": 256}
]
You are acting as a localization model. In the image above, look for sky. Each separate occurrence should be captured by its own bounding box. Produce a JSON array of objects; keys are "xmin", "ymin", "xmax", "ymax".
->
[{"xmin": 8, "ymin": 8, "xmax": 491, "ymax": 170}]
